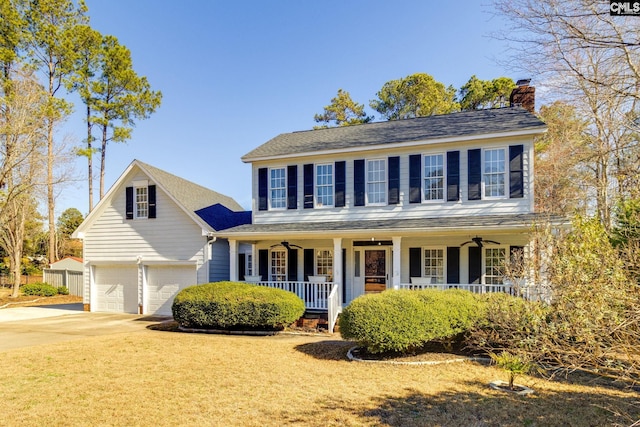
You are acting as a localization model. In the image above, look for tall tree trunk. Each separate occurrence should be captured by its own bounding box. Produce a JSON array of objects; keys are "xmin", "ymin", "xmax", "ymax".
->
[
  {"xmin": 100, "ymin": 121, "xmax": 107, "ymax": 199},
  {"xmin": 47, "ymin": 114, "xmax": 56, "ymax": 264},
  {"xmin": 87, "ymin": 103, "xmax": 93, "ymax": 211}
]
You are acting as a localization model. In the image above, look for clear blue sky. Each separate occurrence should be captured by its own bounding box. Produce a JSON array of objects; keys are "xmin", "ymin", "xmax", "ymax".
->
[{"xmin": 57, "ymin": 0, "xmax": 522, "ymax": 216}]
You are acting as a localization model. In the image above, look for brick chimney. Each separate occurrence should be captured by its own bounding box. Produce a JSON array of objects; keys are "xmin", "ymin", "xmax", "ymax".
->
[{"xmin": 509, "ymin": 79, "xmax": 535, "ymax": 113}]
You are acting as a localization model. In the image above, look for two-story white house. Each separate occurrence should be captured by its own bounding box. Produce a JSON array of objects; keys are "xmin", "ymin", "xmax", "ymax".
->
[{"xmin": 216, "ymin": 100, "xmax": 552, "ymax": 329}]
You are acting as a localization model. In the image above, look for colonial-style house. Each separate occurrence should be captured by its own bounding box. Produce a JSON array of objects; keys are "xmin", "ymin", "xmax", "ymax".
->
[
  {"xmin": 72, "ymin": 160, "xmax": 250, "ymax": 316},
  {"xmin": 216, "ymin": 84, "xmax": 552, "ymax": 330}
]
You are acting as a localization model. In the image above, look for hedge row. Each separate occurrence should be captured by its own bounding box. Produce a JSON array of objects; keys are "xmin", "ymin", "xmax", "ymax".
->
[
  {"xmin": 339, "ymin": 289, "xmax": 485, "ymax": 354},
  {"xmin": 172, "ymin": 281, "xmax": 305, "ymax": 330}
]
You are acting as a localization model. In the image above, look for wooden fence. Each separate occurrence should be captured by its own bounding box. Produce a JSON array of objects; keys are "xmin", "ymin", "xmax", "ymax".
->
[
  {"xmin": 0, "ymin": 274, "xmax": 44, "ymax": 286},
  {"xmin": 42, "ymin": 269, "xmax": 83, "ymax": 297}
]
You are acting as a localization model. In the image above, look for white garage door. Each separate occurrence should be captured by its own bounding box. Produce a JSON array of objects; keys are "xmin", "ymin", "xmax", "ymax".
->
[
  {"xmin": 94, "ymin": 266, "xmax": 139, "ymax": 313},
  {"xmin": 146, "ymin": 266, "xmax": 197, "ymax": 316}
]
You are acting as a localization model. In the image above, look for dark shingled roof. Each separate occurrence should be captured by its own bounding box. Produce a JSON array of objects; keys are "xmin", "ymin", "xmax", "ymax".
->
[
  {"xmin": 218, "ymin": 213, "xmax": 566, "ymax": 237},
  {"xmin": 242, "ymin": 107, "xmax": 546, "ymax": 161}
]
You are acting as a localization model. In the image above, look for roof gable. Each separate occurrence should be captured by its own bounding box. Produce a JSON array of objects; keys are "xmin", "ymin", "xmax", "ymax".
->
[
  {"xmin": 242, "ymin": 107, "xmax": 546, "ymax": 161},
  {"xmin": 73, "ymin": 160, "xmax": 248, "ymax": 237}
]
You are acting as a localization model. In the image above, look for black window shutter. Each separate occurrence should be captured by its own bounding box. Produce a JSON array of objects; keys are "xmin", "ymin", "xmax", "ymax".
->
[
  {"xmin": 303, "ymin": 164, "xmax": 314, "ymax": 209},
  {"xmin": 125, "ymin": 186, "xmax": 133, "ymax": 220},
  {"xmin": 303, "ymin": 249, "xmax": 314, "ymax": 281},
  {"xmin": 468, "ymin": 149, "xmax": 482, "ymax": 201},
  {"xmin": 287, "ymin": 165, "xmax": 297, "ymax": 209},
  {"xmin": 447, "ymin": 247, "xmax": 460, "ymax": 284},
  {"xmin": 409, "ymin": 247, "xmax": 422, "ymax": 278},
  {"xmin": 388, "ymin": 156, "xmax": 400, "ymax": 205},
  {"xmin": 509, "ymin": 144, "xmax": 524, "ymax": 198},
  {"xmin": 148, "ymin": 185, "xmax": 156, "ymax": 218},
  {"xmin": 335, "ymin": 161, "xmax": 346, "ymax": 207},
  {"xmin": 258, "ymin": 249, "xmax": 268, "ymax": 282},
  {"xmin": 238, "ymin": 253, "xmax": 246, "ymax": 281},
  {"xmin": 287, "ymin": 248, "xmax": 298, "ymax": 281},
  {"xmin": 258, "ymin": 168, "xmax": 268, "ymax": 211},
  {"xmin": 409, "ymin": 154, "xmax": 422, "ymax": 203},
  {"xmin": 468, "ymin": 246, "xmax": 482, "ymax": 284},
  {"xmin": 446, "ymin": 151, "xmax": 460, "ymax": 202},
  {"xmin": 354, "ymin": 159, "xmax": 365, "ymax": 206}
]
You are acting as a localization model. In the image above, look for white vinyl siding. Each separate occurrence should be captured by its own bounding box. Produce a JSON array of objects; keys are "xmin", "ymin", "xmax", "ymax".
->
[
  {"xmin": 315, "ymin": 163, "xmax": 334, "ymax": 207},
  {"xmin": 366, "ymin": 159, "xmax": 386, "ymax": 205},
  {"xmin": 423, "ymin": 154, "xmax": 444, "ymax": 201},
  {"xmin": 484, "ymin": 148, "xmax": 506, "ymax": 198}
]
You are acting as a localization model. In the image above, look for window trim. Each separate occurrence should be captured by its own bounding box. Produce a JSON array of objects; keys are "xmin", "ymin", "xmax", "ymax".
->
[
  {"xmin": 270, "ymin": 248, "xmax": 287, "ymax": 282},
  {"xmin": 482, "ymin": 148, "xmax": 507, "ymax": 200},
  {"xmin": 314, "ymin": 248, "xmax": 334, "ymax": 281},
  {"xmin": 422, "ymin": 152, "xmax": 445, "ymax": 203},
  {"xmin": 483, "ymin": 246, "xmax": 507, "ymax": 285},
  {"xmin": 365, "ymin": 158, "xmax": 387, "ymax": 206},
  {"xmin": 422, "ymin": 246, "xmax": 446, "ymax": 284},
  {"xmin": 134, "ymin": 185, "xmax": 148, "ymax": 219},
  {"xmin": 268, "ymin": 167, "xmax": 287, "ymax": 210},
  {"xmin": 315, "ymin": 163, "xmax": 334, "ymax": 208}
]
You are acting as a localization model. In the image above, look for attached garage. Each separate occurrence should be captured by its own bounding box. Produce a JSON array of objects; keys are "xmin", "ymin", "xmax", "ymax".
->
[
  {"xmin": 145, "ymin": 265, "xmax": 197, "ymax": 316},
  {"xmin": 93, "ymin": 266, "xmax": 139, "ymax": 314}
]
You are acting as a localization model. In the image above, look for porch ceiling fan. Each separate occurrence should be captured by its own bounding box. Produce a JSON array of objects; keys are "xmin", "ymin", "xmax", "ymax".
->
[
  {"xmin": 270, "ymin": 241, "xmax": 303, "ymax": 250},
  {"xmin": 460, "ymin": 236, "xmax": 501, "ymax": 248}
]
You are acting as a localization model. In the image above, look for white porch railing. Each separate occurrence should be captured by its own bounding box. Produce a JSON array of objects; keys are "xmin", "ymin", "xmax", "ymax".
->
[
  {"xmin": 249, "ymin": 280, "xmax": 336, "ymax": 311},
  {"xmin": 397, "ymin": 282, "xmax": 551, "ymax": 302},
  {"xmin": 327, "ymin": 284, "xmax": 340, "ymax": 333}
]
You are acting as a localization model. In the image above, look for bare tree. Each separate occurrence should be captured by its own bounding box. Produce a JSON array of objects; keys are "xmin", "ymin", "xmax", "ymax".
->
[
  {"xmin": 492, "ymin": 0, "xmax": 640, "ymax": 229},
  {"xmin": 0, "ymin": 68, "xmax": 47, "ymax": 297}
]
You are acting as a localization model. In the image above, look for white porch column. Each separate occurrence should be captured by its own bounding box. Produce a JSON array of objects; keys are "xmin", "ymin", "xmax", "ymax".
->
[
  {"xmin": 333, "ymin": 237, "xmax": 343, "ymax": 304},
  {"xmin": 229, "ymin": 239, "xmax": 238, "ymax": 281},
  {"xmin": 392, "ymin": 236, "xmax": 402, "ymax": 288},
  {"xmin": 251, "ymin": 243, "xmax": 257, "ymax": 277}
]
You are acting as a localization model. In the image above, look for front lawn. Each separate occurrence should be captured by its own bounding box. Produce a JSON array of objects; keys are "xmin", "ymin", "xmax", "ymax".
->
[
  {"xmin": 0, "ymin": 286, "xmax": 82, "ymax": 308},
  {"xmin": 0, "ymin": 329, "xmax": 637, "ymax": 426}
]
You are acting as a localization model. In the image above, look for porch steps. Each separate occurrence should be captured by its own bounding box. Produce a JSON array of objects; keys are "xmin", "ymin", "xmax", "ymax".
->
[{"xmin": 296, "ymin": 311, "xmax": 340, "ymax": 333}]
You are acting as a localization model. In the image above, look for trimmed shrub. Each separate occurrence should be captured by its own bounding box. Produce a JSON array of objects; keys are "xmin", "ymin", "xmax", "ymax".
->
[
  {"xmin": 172, "ymin": 281, "xmax": 306, "ymax": 330},
  {"xmin": 339, "ymin": 289, "xmax": 485, "ymax": 354},
  {"xmin": 21, "ymin": 282, "xmax": 58, "ymax": 297},
  {"xmin": 57, "ymin": 286, "xmax": 69, "ymax": 295}
]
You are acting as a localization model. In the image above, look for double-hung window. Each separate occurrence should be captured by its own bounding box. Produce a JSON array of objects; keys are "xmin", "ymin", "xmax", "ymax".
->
[
  {"xmin": 367, "ymin": 159, "xmax": 386, "ymax": 205},
  {"xmin": 315, "ymin": 249, "xmax": 333, "ymax": 281},
  {"xmin": 483, "ymin": 149, "xmax": 506, "ymax": 198},
  {"xmin": 269, "ymin": 167, "xmax": 286, "ymax": 209},
  {"xmin": 135, "ymin": 186, "xmax": 148, "ymax": 219},
  {"xmin": 485, "ymin": 247, "xmax": 506, "ymax": 284},
  {"xmin": 423, "ymin": 154, "xmax": 444, "ymax": 201},
  {"xmin": 315, "ymin": 164, "xmax": 334, "ymax": 207},
  {"xmin": 270, "ymin": 249, "xmax": 287, "ymax": 281},
  {"xmin": 423, "ymin": 248, "xmax": 445, "ymax": 284}
]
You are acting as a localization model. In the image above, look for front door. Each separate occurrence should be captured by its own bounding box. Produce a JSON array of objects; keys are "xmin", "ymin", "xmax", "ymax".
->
[{"xmin": 364, "ymin": 249, "xmax": 386, "ymax": 293}]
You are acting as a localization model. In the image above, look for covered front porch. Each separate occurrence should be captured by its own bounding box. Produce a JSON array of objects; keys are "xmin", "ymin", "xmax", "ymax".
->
[{"xmin": 217, "ymin": 214, "xmax": 556, "ymax": 331}]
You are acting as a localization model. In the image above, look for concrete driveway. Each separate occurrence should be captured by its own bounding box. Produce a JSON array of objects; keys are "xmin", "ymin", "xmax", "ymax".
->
[{"xmin": 0, "ymin": 305, "xmax": 169, "ymax": 352}]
